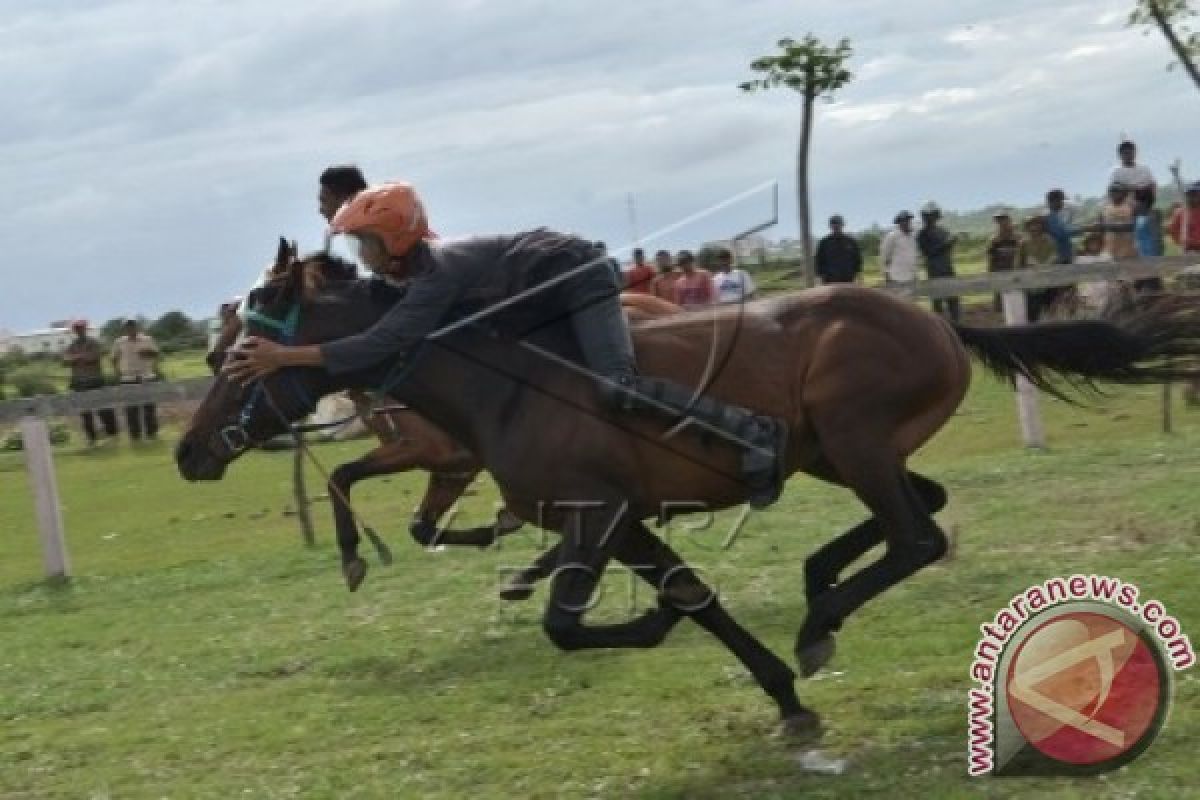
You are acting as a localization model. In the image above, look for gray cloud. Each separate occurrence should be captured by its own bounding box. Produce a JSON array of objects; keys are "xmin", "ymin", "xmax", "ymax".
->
[{"xmin": 0, "ymin": 0, "xmax": 1195, "ymax": 330}]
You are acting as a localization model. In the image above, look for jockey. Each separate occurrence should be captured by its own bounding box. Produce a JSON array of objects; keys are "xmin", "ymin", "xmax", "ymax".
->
[{"xmin": 228, "ymin": 183, "xmax": 788, "ymax": 507}]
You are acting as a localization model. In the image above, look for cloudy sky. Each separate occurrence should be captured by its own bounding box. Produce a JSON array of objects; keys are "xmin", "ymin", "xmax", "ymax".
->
[{"xmin": 1, "ymin": 0, "xmax": 1196, "ymax": 331}]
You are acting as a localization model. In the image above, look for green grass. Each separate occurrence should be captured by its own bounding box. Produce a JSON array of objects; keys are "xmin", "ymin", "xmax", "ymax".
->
[{"xmin": 1, "ymin": 377, "xmax": 1198, "ymax": 798}]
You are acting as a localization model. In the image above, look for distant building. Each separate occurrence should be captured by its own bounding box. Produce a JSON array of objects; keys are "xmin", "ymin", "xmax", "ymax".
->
[{"xmin": 3, "ymin": 326, "xmax": 90, "ymax": 355}]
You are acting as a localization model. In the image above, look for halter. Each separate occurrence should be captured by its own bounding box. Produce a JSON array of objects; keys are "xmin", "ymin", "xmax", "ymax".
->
[{"xmin": 216, "ymin": 303, "xmax": 314, "ymax": 456}]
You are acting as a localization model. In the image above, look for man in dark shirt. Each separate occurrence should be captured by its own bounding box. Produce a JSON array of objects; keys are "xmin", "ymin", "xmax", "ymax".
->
[
  {"xmin": 916, "ymin": 202, "xmax": 960, "ymax": 322},
  {"xmin": 814, "ymin": 215, "xmax": 863, "ymax": 284},
  {"xmin": 63, "ymin": 320, "xmax": 117, "ymax": 445}
]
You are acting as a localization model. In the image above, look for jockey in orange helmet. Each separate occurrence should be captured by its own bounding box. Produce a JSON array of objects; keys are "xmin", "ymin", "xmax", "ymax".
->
[{"xmin": 228, "ymin": 182, "xmax": 787, "ymax": 507}]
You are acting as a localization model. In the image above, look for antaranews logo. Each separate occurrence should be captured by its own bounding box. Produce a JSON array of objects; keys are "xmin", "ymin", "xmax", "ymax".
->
[{"xmin": 967, "ymin": 574, "xmax": 1195, "ymax": 777}]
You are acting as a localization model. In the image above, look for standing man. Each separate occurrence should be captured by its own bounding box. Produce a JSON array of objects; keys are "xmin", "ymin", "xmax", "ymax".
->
[
  {"xmin": 624, "ymin": 248, "xmax": 656, "ymax": 294},
  {"xmin": 712, "ymin": 248, "xmax": 758, "ymax": 304},
  {"xmin": 916, "ymin": 202, "xmax": 960, "ymax": 321},
  {"xmin": 814, "ymin": 214, "xmax": 863, "ymax": 284},
  {"xmin": 652, "ymin": 249, "xmax": 680, "ymax": 302},
  {"xmin": 63, "ymin": 320, "xmax": 117, "ymax": 446},
  {"xmin": 111, "ymin": 319, "xmax": 161, "ymax": 441},
  {"xmin": 1044, "ymin": 189, "xmax": 1079, "ymax": 265},
  {"xmin": 986, "ymin": 209, "xmax": 1024, "ymax": 312},
  {"xmin": 671, "ymin": 250, "xmax": 715, "ymax": 309},
  {"xmin": 1023, "ymin": 216, "xmax": 1060, "ymax": 321},
  {"xmin": 1098, "ymin": 182, "xmax": 1138, "ymax": 261},
  {"xmin": 318, "ymin": 165, "xmax": 369, "ymax": 223},
  {"xmin": 880, "ymin": 211, "xmax": 919, "ymax": 288},
  {"xmin": 1168, "ymin": 181, "xmax": 1200, "ymax": 253},
  {"xmin": 1109, "ymin": 140, "xmax": 1156, "ymax": 193}
]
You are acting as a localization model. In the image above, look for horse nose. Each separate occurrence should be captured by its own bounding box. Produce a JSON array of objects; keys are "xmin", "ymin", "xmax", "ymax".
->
[{"xmin": 175, "ymin": 439, "xmax": 192, "ymax": 465}]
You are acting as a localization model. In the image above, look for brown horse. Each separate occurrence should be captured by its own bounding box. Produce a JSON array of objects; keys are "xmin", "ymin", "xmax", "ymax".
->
[
  {"xmin": 206, "ymin": 241, "xmax": 685, "ymax": 591},
  {"xmin": 178, "ymin": 250, "xmax": 1200, "ymax": 736}
]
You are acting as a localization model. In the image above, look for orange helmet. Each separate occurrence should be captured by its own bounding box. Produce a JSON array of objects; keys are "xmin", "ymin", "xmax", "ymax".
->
[{"xmin": 329, "ymin": 182, "xmax": 431, "ymax": 259}]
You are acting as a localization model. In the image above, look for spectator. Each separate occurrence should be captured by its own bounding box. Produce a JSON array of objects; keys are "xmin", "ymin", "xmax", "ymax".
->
[
  {"xmin": 1109, "ymin": 140, "xmax": 1156, "ymax": 192},
  {"xmin": 916, "ymin": 202, "xmax": 960, "ymax": 322},
  {"xmin": 1167, "ymin": 181, "xmax": 1200, "ymax": 253},
  {"xmin": 712, "ymin": 248, "xmax": 758, "ymax": 304},
  {"xmin": 815, "ymin": 215, "xmax": 863, "ymax": 284},
  {"xmin": 63, "ymin": 320, "xmax": 117, "ymax": 446},
  {"xmin": 671, "ymin": 250, "xmax": 715, "ymax": 308},
  {"xmin": 1133, "ymin": 187, "xmax": 1165, "ymax": 293},
  {"xmin": 1075, "ymin": 231, "xmax": 1115, "ymax": 310},
  {"xmin": 652, "ymin": 249, "xmax": 680, "ymax": 302},
  {"xmin": 1044, "ymin": 189, "xmax": 1079, "ymax": 265},
  {"xmin": 1023, "ymin": 216, "xmax": 1061, "ymax": 321},
  {"xmin": 318, "ymin": 164, "xmax": 369, "ymax": 223},
  {"xmin": 880, "ymin": 211, "xmax": 919, "ymax": 287},
  {"xmin": 111, "ymin": 319, "xmax": 161, "ymax": 441},
  {"xmin": 986, "ymin": 209, "xmax": 1023, "ymax": 312},
  {"xmin": 1098, "ymin": 183, "xmax": 1138, "ymax": 261},
  {"xmin": 624, "ymin": 248, "xmax": 657, "ymax": 294}
]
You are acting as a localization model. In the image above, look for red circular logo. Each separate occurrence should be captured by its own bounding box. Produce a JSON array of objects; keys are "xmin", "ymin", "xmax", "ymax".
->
[{"xmin": 1005, "ymin": 611, "xmax": 1167, "ymax": 767}]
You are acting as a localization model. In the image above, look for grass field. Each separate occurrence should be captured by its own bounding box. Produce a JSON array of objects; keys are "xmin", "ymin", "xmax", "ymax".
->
[{"xmin": 2, "ymin": 375, "xmax": 1198, "ymax": 798}]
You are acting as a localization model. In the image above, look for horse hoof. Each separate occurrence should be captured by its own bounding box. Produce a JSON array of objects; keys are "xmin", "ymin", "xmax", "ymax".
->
[
  {"xmin": 796, "ymin": 633, "xmax": 836, "ymax": 678},
  {"xmin": 343, "ymin": 559, "xmax": 368, "ymax": 592},
  {"xmin": 780, "ymin": 709, "xmax": 823, "ymax": 743},
  {"xmin": 498, "ymin": 582, "xmax": 535, "ymax": 602}
]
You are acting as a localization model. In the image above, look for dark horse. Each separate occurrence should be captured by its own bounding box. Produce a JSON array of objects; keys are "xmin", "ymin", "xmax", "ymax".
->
[
  {"xmin": 177, "ymin": 251, "xmax": 1200, "ymax": 736},
  {"xmin": 206, "ymin": 239, "xmax": 685, "ymax": 593}
]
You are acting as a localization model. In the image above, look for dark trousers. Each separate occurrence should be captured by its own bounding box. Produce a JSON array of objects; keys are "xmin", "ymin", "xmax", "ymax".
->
[
  {"xmin": 120, "ymin": 379, "xmax": 159, "ymax": 439},
  {"xmin": 81, "ymin": 409, "xmax": 118, "ymax": 443}
]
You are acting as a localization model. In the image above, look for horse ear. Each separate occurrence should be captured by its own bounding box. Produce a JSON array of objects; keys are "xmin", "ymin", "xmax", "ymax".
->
[
  {"xmin": 273, "ymin": 237, "xmax": 291, "ymax": 275},
  {"xmin": 289, "ymin": 240, "xmax": 299, "ymax": 260}
]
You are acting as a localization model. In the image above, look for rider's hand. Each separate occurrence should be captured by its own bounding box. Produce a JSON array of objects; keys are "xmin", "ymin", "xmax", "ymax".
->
[{"xmin": 224, "ymin": 336, "xmax": 286, "ymax": 385}]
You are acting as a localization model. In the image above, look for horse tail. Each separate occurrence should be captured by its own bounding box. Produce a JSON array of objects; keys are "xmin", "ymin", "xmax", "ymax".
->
[{"xmin": 952, "ymin": 294, "xmax": 1200, "ymax": 402}]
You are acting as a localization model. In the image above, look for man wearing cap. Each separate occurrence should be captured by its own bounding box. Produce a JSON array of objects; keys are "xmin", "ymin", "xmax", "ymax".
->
[
  {"xmin": 881, "ymin": 210, "xmax": 919, "ymax": 288},
  {"xmin": 986, "ymin": 209, "xmax": 1023, "ymax": 312},
  {"xmin": 1168, "ymin": 182, "xmax": 1200, "ymax": 254},
  {"xmin": 815, "ymin": 215, "xmax": 863, "ymax": 284},
  {"xmin": 1109, "ymin": 140, "xmax": 1156, "ymax": 192},
  {"xmin": 63, "ymin": 321, "xmax": 117, "ymax": 446},
  {"xmin": 111, "ymin": 319, "xmax": 161, "ymax": 441},
  {"xmin": 916, "ymin": 202, "xmax": 960, "ymax": 321}
]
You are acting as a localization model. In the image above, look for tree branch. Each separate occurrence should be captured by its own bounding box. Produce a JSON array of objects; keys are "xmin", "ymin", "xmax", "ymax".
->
[{"xmin": 1147, "ymin": 0, "xmax": 1200, "ymax": 90}]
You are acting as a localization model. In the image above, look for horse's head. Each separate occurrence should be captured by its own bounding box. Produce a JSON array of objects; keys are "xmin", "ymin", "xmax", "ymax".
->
[{"xmin": 176, "ymin": 238, "xmax": 357, "ymax": 481}]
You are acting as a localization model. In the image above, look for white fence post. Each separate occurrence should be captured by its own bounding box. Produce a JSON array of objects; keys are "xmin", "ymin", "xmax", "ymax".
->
[
  {"xmin": 19, "ymin": 416, "xmax": 70, "ymax": 580},
  {"xmin": 1001, "ymin": 291, "xmax": 1046, "ymax": 450}
]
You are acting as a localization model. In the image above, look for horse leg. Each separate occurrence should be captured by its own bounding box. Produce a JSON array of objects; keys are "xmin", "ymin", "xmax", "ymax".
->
[
  {"xmin": 329, "ymin": 448, "xmax": 414, "ymax": 592},
  {"xmin": 540, "ymin": 499, "xmax": 683, "ymax": 650},
  {"xmin": 796, "ymin": 461, "xmax": 948, "ymax": 677},
  {"xmin": 498, "ymin": 541, "xmax": 562, "ymax": 601},
  {"xmin": 803, "ymin": 470, "xmax": 947, "ymax": 601},
  {"xmin": 621, "ymin": 522, "xmax": 820, "ymax": 738}
]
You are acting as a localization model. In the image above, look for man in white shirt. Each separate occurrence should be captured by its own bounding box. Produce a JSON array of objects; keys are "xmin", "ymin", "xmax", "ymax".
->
[
  {"xmin": 111, "ymin": 319, "xmax": 161, "ymax": 440},
  {"xmin": 1109, "ymin": 140, "xmax": 1155, "ymax": 192},
  {"xmin": 880, "ymin": 210, "xmax": 919, "ymax": 286},
  {"xmin": 712, "ymin": 248, "xmax": 757, "ymax": 304}
]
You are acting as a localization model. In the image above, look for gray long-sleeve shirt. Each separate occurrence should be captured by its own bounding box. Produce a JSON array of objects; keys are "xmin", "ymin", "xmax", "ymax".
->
[{"xmin": 320, "ymin": 230, "xmax": 594, "ymax": 377}]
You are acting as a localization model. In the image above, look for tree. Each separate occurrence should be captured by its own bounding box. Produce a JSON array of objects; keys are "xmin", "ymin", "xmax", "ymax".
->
[
  {"xmin": 741, "ymin": 35, "xmax": 853, "ymax": 288},
  {"xmin": 1130, "ymin": 0, "xmax": 1200, "ymax": 90}
]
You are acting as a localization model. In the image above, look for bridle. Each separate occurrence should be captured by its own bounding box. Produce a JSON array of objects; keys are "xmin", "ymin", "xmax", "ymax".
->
[{"xmin": 209, "ymin": 302, "xmax": 319, "ymax": 459}]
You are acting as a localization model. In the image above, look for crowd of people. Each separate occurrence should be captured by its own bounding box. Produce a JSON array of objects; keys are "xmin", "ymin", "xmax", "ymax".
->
[
  {"xmin": 619, "ymin": 245, "xmax": 758, "ymax": 308},
  {"xmin": 814, "ymin": 139, "xmax": 1200, "ymax": 322}
]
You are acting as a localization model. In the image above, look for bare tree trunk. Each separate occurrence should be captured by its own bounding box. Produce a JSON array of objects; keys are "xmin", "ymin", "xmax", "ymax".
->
[
  {"xmin": 797, "ymin": 91, "xmax": 817, "ymax": 288},
  {"xmin": 1148, "ymin": 0, "xmax": 1200, "ymax": 91}
]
